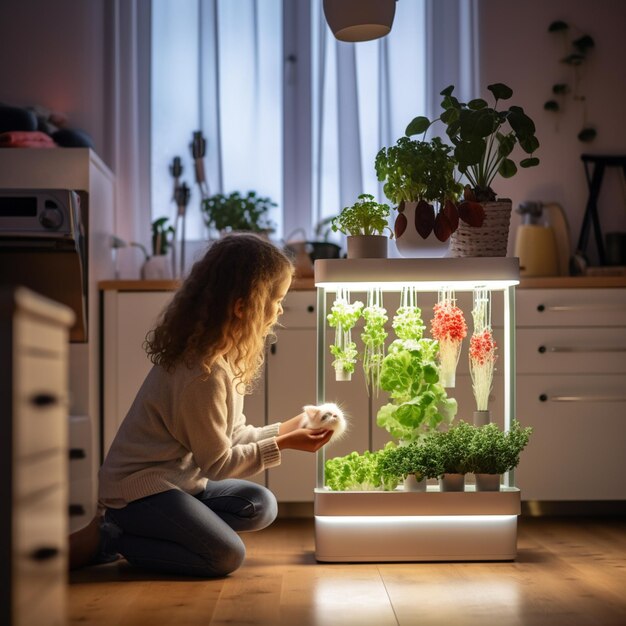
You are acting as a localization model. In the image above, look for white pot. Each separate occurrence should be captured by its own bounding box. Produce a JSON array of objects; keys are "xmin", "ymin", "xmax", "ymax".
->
[
  {"xmin": 438, "ymin": 473, "xmax": 465, "ymax": 492},
  {"xmin": 334, "ymin": 366, "xmax": 352, "ymax": 382},
  {"xmin": 475, "ymin": 473, "xmax": 501, "ymax": 492},
  {"xmin": 346, "ymin": 235, "xmax": 388, "ymax": 259},
  {"xmin": 141, "ymin": 254, "xmax": 173, "ymax": 280},
  {"xmin": 403, "ymin": 474, "xmax": 427, "ymax": 492},
  {"xmin": 394, "ymin": 201, "xmax": 450, "ymax": 258}
]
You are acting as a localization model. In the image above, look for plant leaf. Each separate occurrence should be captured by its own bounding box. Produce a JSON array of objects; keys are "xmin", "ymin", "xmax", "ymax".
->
[
  {"xmin": 552, "ymin": 83, "xmax": 570, "ymax": 95},
  {"xmin": 498, "ymin": 158, "xmax": 517, "ymax": 178},
  {"xmin": 406, "ymin": 116, "xmax": 431, "ymax": 137},
  {"xmin": 519, "ymin": 135, "xmax": 540, "ymax": 154},
  {"xmin": 440, "ymin": 108, "xmax": 459, "ymax": 124},
  {"xmin": 507, "ymin": 106, "xmax": 536, "ymax": 137},
  {"xmin": 487, "ymin": 83, "xmax": 513, "ymax": 101},
  {"xmin": 548, "ymin": 20, "xmax": 568, "ymax": 32},
  {"xmin": 440, "ymin": 85, "xmax": 455, "ymax": 97},
  {"xmin": 562, "ymin": 53, "xmax": 585, "ymax": 66},
  {"xmin": 433, "ymin": 211, "xmax": 452, "ymax": 242},
  {"xmin": 544, "ymin": 100, "xmax": 560, "ymax": 111},
  {"xmin": 520, "ymin": 157, "xmax": 540, "ymax": 168},
  {"xmin": 415, "ymin": 200, "xmax": 435, "ymax": 239},
  {"xmin": 578, "ymin": 127, "xmax": 597, "ymax": 142},
  {"xmin": 468, "ymin": 98, "xmax": 488, "ymax": 110},
  {"xmin": 458, "ymin": 201, "xmax": 485, "ymax": 227},
  {"xmin": 573, "ymin": 35, "xmax": 595, "ymax": 53}
]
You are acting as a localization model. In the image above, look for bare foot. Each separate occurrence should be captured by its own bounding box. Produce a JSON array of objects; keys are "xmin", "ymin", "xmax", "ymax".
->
[{"xmin": 68, "ymin": 515, "xmax": 101, "ymax": 570}]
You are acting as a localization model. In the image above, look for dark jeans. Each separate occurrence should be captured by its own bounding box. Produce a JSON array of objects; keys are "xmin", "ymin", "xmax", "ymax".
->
[{"xmin": 102, "ymin": 479, "xmax": 277, "ymax": 577}]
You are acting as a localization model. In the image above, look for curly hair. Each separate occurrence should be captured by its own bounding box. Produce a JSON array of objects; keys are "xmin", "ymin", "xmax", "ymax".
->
[{"xmin": 144, "ymin": 233, "xmax": 294, "ymax": 392}]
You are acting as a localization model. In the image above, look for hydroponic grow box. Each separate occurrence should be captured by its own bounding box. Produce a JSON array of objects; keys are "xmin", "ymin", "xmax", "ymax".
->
[{"xmin": 314, "ymin": 257, "xmax": 520, "ymax": 562}]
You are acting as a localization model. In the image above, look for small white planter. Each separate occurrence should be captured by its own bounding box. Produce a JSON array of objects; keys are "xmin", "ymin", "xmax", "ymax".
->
[
  {"xmin": 346, "ymin": 235, "xmax": 388, "ymax": 259},
  {"xmin": 403, "ymin": 474, "xmax": 427, "ymax": 492},
  {"xmin": 334, "ymin": 366, "xmax": 352, "ymax": 382},
  {"xmin": 438, "ymin": 473, "xmax": 465, "ymax": 492},
  {"xmin": 475, "ymin": 473, "xmax": 501, "ymax": 492},
  {"xmin": 394, "ymin": 201, "xmax": 450, "ymax": 258},
  {"xmin": 141, "ymin": 254, "xmax": 173, "ymax": 280}
]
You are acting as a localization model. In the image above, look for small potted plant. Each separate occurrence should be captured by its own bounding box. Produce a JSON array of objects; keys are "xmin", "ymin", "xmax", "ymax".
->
[
  {"xmin": 383, "ymin": 437, "xmax": 443, "ymax": 492},
  {"xmin": 138, "ymin": 217, "xmax": 175, "ymax": 280},
  {"xmin": 406, "ymin": 83, "xmax": 540, "ymax": 257},
  {"xmin": 330, "ymin": 193, "xmax": 393, "ymax": 258},
  {"xmin": 375, "ymin": 135, "xmax": 472, "ymax": 257},
  {"xmin": 201, "ymin": 190, "xmax": 276, "ymax": 237},
  {"xmin": 467, "ymin": 422, "xmax": 533, "ymax": 491},
  {"xmin": 434, "ymin": 420, "xmax": 476, "ymax": 492}
]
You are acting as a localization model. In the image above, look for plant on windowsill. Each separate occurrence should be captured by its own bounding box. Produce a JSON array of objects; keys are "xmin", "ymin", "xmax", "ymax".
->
[
  {"xmin": 374, "ymin": 135, "xmax": 477, "ymax": 257},
  {"xmin": 406, "ymin": 83, "xmax": 540, "ymax": 257},
  {"xmin": 201, "ymin": 190, "xmax": 277, "ymax": 237},
  {"xmin": 330, "ymin": 193, "xmax": 393, "ymax": 258}
]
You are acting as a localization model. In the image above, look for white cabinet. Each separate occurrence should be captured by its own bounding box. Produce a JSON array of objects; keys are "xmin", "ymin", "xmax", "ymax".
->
[
  {"xmin": 515, "ymin": 288, "xmax": 626, "ymax": 500},
  {"xmin": 1, "ymin": 287, "xmax": 74, "ymax": 626}
]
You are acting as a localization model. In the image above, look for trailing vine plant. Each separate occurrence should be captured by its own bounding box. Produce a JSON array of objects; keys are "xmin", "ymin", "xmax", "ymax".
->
[
  {"xmin": 544, "ymin": 20, "xmax": 596, "ymax": 143},
  {"xmin": 327, "ymin": 288, "xmax": 363, "ymax": 381},
  {"xmin": 361, "ymin": 288, "xmax": 388, "ymax": 396}
]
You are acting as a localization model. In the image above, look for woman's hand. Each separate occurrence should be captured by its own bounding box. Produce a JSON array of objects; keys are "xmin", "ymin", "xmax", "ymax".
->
[
  {"xmin": 277, "ymin": 413, "xmax": 306, "ymax": 436},
  {"xmin": 276, "ymin": 428, "xmax": 333, "ymax": 452}
]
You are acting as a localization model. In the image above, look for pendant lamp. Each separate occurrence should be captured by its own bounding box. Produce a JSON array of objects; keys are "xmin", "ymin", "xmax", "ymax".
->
[{"xmin": 323, "ymin": 0, "xmax": 397, "ymax": 43}]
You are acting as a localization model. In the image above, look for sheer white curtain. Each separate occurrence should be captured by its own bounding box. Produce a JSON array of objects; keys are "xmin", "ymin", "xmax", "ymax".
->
[{"xmin": 149, "ymin": 0, "xmax": 478, "ymax": 247}]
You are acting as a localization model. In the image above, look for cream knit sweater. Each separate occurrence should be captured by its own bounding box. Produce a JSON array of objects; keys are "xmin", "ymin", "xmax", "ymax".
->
[{"xmin": 98, "ymin": 356, "xmax": 281, "ymax": 508}]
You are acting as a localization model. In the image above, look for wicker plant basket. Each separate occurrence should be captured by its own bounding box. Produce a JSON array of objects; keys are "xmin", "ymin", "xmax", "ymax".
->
[{"xmin": 449, "ymin": 200, "xmax": 512, "ymax": 257}]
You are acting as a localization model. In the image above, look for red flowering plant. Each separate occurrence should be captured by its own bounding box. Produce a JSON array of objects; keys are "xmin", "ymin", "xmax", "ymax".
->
[
  {"xmin": 469, "ymin": 289, "xmax": 498, "ymax": 411},
  {"xmin": 430, "ymin": 290, "xmax": 467, "ymax": 387}
]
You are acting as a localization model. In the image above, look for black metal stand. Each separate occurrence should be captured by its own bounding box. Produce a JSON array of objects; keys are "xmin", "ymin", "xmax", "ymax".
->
[{"xmin": 578, "ymin": 154, "xmax": 626, "ymax": 265}]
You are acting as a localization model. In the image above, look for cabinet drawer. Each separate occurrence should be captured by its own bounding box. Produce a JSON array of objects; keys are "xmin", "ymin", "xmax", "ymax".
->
[
  {"xmin": 516, "ymin": 374, "xmax": 626, "ymax": 500},
  {"xmin": 15, "ymin": 355, "xmax": 67, "ymax": 459},
  {"xmin": 15, "ymin": 314, "xmax": 67, "ymax": 355},
  {"xmin": 517, "ymin": 289, "xmax": 626, "ymax": 327},
  {"xmin": 516, "ymin": 328, "xmax": 626, "ymax": 374},
  {"xmin": 15, "ymin": 451, "xmax": 65, "ymax": 501},
  {"xmin": 13, "ymin": 484, "xmax": 66, "ymax": 610},
  {"xmin": 280, "ymin": 291, "xmax": 317, "ymax": 328}
]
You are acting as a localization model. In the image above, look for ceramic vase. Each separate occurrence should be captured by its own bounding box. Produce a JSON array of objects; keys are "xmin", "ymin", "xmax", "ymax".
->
[{"xmin": 394, "ymin": 201, "xmax": 450, "ymax": 258}]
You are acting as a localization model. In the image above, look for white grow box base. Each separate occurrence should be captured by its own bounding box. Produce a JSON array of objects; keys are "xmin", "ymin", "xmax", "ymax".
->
[{"xmin": 314, "ymin": 486, "xmax": 521, "ymax": 562}]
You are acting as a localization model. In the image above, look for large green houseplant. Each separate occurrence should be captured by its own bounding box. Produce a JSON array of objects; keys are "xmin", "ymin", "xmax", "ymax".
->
[
  {"xmin": 201, "ymin": 190, "xmax": 276, "ymax": 235},
  {"xmin": 405, "ymin": 83, "xmax": 540, "ymax": 257},
  {"xmin": 375, "ymin": 136, "xmax": 480, "ymax": 256}
]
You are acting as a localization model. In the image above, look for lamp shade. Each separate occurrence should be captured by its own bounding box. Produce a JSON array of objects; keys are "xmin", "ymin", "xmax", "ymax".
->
[{"xmin": 323, "ymin": 0, "xmax": 396, "ymax": 42}]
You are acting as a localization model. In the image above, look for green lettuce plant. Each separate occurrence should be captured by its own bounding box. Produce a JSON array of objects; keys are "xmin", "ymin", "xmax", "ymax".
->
[
  {"xmin": 324, "ymin": 445, "xmax": 399, "ymax": 491},
  {"xmin": 466, "ymin": 421, "xmax": 533, "ymax": 475},
  {"xmin": 376, "ymin": 300, "xmax": 457, "ymax": 444}
]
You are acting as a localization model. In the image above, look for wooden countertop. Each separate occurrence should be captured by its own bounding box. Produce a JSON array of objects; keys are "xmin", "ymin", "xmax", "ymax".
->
[{"xmin": 99, "ymin": 274, "xmax": 626, "ymax": 291}]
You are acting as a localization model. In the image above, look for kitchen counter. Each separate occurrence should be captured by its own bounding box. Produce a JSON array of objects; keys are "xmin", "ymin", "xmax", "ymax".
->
[{"xmin": 99, "ymin": 274, "xmax": 626, "ymax": 291}]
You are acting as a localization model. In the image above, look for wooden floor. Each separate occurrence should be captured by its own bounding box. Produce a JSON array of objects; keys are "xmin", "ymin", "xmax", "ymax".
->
[{"xmin": 69, "ymin": 516, "xmax": 626, "ymax": 626}]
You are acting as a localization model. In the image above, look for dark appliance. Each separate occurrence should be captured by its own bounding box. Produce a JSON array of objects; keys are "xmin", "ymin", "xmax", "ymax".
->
[{"xmin": 0, "ymin": 189, "xmax": 87, "ymax": 341}]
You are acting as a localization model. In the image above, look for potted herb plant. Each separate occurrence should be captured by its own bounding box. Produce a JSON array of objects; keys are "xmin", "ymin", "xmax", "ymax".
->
[
  {"xmin": 376, "ymin": 287, "xmax": 457, "ymax": 444},
  {"xmin": 383, "ymin": 436, "xmax": 443, "ymax": 492},
  {"xmin": 434, "ymin": 420, "xmax": 476, "ymax": 492},
  {"xmin": 201, "ymin": 190, "xmax": 276, "ymax": 237},
  {"xmin": 406, "ymin": 83, "xmax": 540, "ymax": 257},
  {"xmin": 330, "ymin": 193, "xmax": 393, "ymax": 258},
  {"xmin": 467, "ymin": 422, "xmax": 533, "ymax": 491},
  {"xmin": 138, "ymin": 217, "xmax": 175, "ymax": 280},
  {"xmin": 327, "ymin": 290, "xmax": 363, "ymax": 381},
  {"xmin": 375, "ymin": 135, "xmax": 472, "ymax": 257}
]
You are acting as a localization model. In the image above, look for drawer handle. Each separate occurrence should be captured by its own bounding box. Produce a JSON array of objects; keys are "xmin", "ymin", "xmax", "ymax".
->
[
  {"xmin": 538, "ymin": 345, "xmax": 626, "ymax": 354},
  {"xmin": 30, "ymin": 393, "xmax": 58, "ymax": 407},
  {"xmin": 539, "ymin": 394, "xmax": 626, "ymax": 402},
  {"xmin": 30, "ymin": 546, "xmax": 60, "ymax": 561},
  {"xmin": 69, "ymin": 504, "xmax": 86, "ymax": 516},
  {"xmin": 69, "ymin": 448, "xmax": 86, "ymax": 459},
  {"xmin": 307, "ymin": 305, "xmax": 315, "ymax": 313},
  {"xmin": 537, "ymin": 304, "xmax": 625, "ymax": 313}
]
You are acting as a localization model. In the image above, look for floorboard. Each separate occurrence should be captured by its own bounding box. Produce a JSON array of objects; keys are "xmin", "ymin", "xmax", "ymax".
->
[{"xmin": 68, "ymin": 516, "xmax": 626, "ymax": 626}]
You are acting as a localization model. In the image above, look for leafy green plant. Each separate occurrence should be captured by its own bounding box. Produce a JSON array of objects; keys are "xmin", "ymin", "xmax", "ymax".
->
[
  {"xmin": 466, "ymin": 421, "xmax": 533, "ymax": 475},
  {"xmin": 152, "ymin": 217, "xmax": 175, "ymax": 255},
  {"xmin": 376, "ymin": 299, "xmax": 457, "ymax": 444},
  {"xmin": 375, "ymin": 136, "xmax": 469, "ymax": 242},
  {"xmin": 327, "ymin": 293, "xmax": 363, "ymax": 377},
  {"xmin": 324, "ymin": 445, "xmax": 399, "ymax": 491},
  {"xmin": 382, "ymin": 436, "xmax": 443, "ymax": 481},
  {"xmin": 201, "ymin": 191, "xmax": 276, "ymax": 234},
  {"xmin": 406, "ymin": 83, "xmax": 540, "ymax": 203},
  {"xmin": 544, "ymin": 20, "xmax": 596, "ymax": 143},
  {"xmin": 434, "ymin": 420, "xmax": 476, "ymax": 475},
  {"xmin": 330, "ymin": 193, "xmax": 393, "ymax": 237},
  {"xmin": 361, "ymin": 289, "xmax": 388, "ymax": 396}
]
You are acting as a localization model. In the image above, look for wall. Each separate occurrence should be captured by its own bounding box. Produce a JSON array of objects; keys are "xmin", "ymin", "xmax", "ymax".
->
[{"xmin": 478, "ymin": 0, "xmax": 626, "ymax": 264}]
